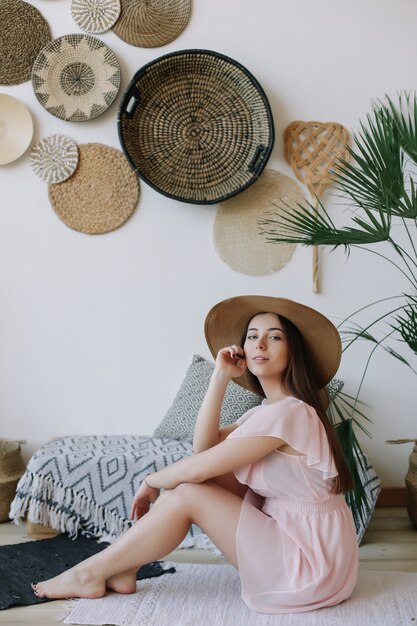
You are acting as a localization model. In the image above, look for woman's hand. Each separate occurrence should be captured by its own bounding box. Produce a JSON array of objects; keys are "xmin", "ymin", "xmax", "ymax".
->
[
  {"xmin": 129, "ymin": 477, "xmax": 160, "ymax": 521},
  {"xmin": 214, "ymin": 345, "xmax": 247, "ymax": 380}
]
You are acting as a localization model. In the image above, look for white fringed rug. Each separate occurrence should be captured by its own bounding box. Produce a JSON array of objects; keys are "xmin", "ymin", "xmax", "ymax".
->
[{"xmin": 63, "ymin": 563, "xmax": 417, "ymax": 626}]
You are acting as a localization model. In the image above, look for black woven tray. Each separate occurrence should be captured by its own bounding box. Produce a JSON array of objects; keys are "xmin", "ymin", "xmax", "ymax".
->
[{"xmin": 118, "ymin": 49, "xmax": 274, "ymax": 204}]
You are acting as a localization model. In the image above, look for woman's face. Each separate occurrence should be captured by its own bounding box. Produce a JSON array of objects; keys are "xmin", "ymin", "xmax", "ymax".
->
[{"xmin": 243, "ymin": 313, "xmax": 289, "ymax": 383}]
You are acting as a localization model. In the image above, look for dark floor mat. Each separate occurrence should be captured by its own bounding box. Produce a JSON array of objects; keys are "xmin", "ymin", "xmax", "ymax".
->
[{"xmin": 0, "ymin": 532, "xmax": 175, "ymax": 609}]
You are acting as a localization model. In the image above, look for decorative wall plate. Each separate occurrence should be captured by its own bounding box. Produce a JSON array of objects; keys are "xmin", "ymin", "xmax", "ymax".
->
[
  {"xmin": 112, "ymin": 0, "xmax": 191, "ymax": 48},
  {"xmin": 0, "ymin": 0, "xmax": 51, "ymax": 85},
  {"xmin": 71, "ymin": 0, "xmax": 121, "ymax": 34},
  {"xmin": 214, "ymin": 170, "xmax": 302, "ymax": 275},
  {"xmin": 0, "ymin": 94, "xmax": 33, "ymax": 165},
  {"xmin": 118, "ymin": 49, "xmax": 274, "ymax": 204},
  {"xmin": 48, "ymin": 143, "xmax": 139, "ymax": 234},
  {"xmin": 32, "ymin": 34, "xmax": 121, "ymax": 122},
  {"xmin": 31, "ymin": 135, "xmax": 79, "ymax": 184}
]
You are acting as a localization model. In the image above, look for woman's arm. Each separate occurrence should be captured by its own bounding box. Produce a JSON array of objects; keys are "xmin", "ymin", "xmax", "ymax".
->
[
  {"xmin": 193, "ymin": 346, "xmax": 246, "ymax": 453},
  {"xmin": 130, "ymin": 433, "xmax": 283, "ymax": 519},
  {"xmin": 146, "ymin": 434, "xmax": 284, "ymax": 490}
]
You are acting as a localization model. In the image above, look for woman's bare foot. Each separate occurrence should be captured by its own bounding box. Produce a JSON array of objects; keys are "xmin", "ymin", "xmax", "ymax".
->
[
  {"xmin": 31, "ymin": 566, "xmax": 105, "ymax": 599},
  {"xmin": 106, "ymin": 570, "xmax": 137, "ymax": 594}
]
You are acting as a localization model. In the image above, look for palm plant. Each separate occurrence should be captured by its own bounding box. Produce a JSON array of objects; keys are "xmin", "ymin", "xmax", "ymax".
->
[
  {"xmin": 261, "ymin": 94, "xmax": 417, "ymax": 396},
  {"xmin": 260, "ymin": 94, "xmax": 417, "ymax": 526}
]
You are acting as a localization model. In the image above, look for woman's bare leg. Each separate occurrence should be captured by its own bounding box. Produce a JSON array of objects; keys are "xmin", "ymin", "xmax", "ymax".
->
[
  {"xmin": 211, "ymin": 471, "xmax": 248, "ymax": 498},
  {"xmin": 32, "ymin": 481, "xmax": 243, "ymax": 599}
]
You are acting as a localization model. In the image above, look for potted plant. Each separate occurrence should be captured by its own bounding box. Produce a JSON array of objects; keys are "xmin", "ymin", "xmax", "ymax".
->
[{"xmin": 260, "ymin": 93, "xmax": 417, "ymax": 521}]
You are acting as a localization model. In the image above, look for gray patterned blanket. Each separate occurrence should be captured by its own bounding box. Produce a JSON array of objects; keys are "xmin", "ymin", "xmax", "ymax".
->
[{"xmin": 9, "ymin": 435, "xmax": 220, "ymax": 554}]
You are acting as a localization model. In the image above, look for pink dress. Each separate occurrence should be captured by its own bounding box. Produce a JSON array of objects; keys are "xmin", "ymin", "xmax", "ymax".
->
[{"xmin": 227, "ymin": 396, "xmax": 359, "ymax": 614}]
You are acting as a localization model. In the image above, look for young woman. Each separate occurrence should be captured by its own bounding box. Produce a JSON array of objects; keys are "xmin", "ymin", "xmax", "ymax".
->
[{"xmin": 32, "ymin": 295, "xmax": 359, "ymax": 614}]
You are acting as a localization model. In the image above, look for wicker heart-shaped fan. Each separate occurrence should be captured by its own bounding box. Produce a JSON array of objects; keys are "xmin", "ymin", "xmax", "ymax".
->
[{"xmin": 284, "ymin": 121, "xmax": 350, "ymax": 292}]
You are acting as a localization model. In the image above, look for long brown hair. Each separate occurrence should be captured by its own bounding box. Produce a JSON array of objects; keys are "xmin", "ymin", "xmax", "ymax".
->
[{"xmin": 240, "ymin": 313, "xmax": 353, "ymax": 494}]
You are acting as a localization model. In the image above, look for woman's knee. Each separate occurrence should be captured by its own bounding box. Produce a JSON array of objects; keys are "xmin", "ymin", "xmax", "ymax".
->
[
  {"xmin": 172, "ymin": 481, "xmax": 201, "ymax": 499},
  {"xmin": 153, "ymin": 482, "xmax": 198, "ymax": 509},
  {"xmin": 169, "ymin": 481, "xmax": 214, "ymax": 507},
  {"xmin": 153, "ymin": 481, "xmax": 216, "ymax": 515}
]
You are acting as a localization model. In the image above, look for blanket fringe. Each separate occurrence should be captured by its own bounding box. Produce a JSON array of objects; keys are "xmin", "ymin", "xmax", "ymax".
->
[{"xmin": 9, "ymin": 471, "xmax": 130, "ymax": 540}]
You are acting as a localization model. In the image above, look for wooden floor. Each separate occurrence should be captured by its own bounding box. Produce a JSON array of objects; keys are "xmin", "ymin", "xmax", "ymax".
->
[{"xmin": 1, "ymin": 508, "xmax": 417, "ymax": 625}]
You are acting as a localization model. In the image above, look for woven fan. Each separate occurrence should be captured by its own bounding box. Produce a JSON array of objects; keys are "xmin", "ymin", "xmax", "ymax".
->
[{"xmin": 284, "ymin": 121, "xmax": 350, "ymax": 292}]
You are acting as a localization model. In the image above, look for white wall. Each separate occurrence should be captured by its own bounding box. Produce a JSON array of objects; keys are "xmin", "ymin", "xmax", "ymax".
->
[{"xmin": 1, "ymin": 0, "xmax": 416, "ymax": 485}]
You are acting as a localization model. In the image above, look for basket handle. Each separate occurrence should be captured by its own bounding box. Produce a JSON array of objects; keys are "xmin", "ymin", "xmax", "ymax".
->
[
  {"xmin": 124, "ymin": 87, "xmax": 141, "ymax": 119},
  {"xmin": 249, "ymin": 145, "xmax": 268, "ymax": 175}
]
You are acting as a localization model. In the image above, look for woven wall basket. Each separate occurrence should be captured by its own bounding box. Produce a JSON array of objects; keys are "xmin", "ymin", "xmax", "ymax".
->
[
  {"xmin": 0, "ymin": 439, "xmax": 26, "ymax": 523},
  {"xmin": 0, "ymin": 0, "xmax": 51, "ymax": 85},
  {"xmin": 118, "ymin": 49, "xmax": 274, "ymax": 204}
]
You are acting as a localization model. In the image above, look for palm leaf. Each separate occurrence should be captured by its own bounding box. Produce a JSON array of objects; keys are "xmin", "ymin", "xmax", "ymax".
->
[
  {"xmin": 328, "ymin": 393, "xmax": 375, "ymax": 530},
  {"xmin": 384, "ymin": 93, "xmax": 417, "ymax": 162},
  {"xmin": 327, "ymin": 389, "xmax": 372, "ymax": 436},
  {"xmin": 333, "ymin": 107, "xmax": 404, "ymax": 213},
  {"xmin": 395, "ymin": 300, "xmax": 417, "ymax": 354},
  {"xmin": 260, "ymin": 198, "xmax": 391, "ymax": 249}
]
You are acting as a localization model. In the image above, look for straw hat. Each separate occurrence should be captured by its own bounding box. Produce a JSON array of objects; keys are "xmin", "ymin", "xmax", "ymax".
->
[
  {"xmin": 205, "ymin": 295, "xmax": 341, "ymax": 393},
  {"xmin": 0, "ymin": 94, "xmax": 33, "ymax": 165}
]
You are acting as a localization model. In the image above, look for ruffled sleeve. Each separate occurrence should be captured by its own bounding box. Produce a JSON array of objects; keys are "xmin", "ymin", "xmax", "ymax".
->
[{"xmin": 228, "ymin": 396, "xmax": 337, "ymax": 480}]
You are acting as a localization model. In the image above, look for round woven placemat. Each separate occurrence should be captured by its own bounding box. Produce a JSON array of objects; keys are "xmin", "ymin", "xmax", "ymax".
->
[
  {"xmin": 0, "ymin": 0, "xmax": 51, "ymax": 85},
  {"xmin": 71, "ymin": 0, "xmax": 121, "ymax": 34},
  {"xmin": 48, "ymin": 143, "xmax": 139, "ymax": 234},
  {"xmin": 213, "ymin": 169, "xmax": 303, "ymax": 275},
  {"xmin": 112, "ymin": 0, "xmax": 191, "ymax": 47},
  {"xmin": 32, "ymin": 34, "xmax": 121, "ymax": 122},
  {"xmin": 118, "ymin": 49, "xmax": 274, "ymax": 204}
]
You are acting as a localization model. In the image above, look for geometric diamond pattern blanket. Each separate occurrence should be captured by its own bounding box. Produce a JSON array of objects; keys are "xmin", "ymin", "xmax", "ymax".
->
[{"xmin": 9, "ymin": 435, "xmax": 220, "ymax": 554}]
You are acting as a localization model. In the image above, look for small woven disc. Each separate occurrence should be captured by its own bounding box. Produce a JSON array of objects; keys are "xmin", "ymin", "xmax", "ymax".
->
[
  {"xmin": 31, "ymin": 135, "xmax": 79, "ymax": 184},
  {"xmin": 32, "ymin": 34, "xmax": 121, "ymax": 122},
  {"xmin": 214, "ymin": 170, "xmax": 303, "ymax": 276},
  {"xmin": 0, "ymin": 0, "xmax": 51, "ymax": 85},
  {"xmin": 112, "ymin": 0, "xmax": 191, "ymax": 48},
  {"xmin": 71, "ymin": 0, "xmax": 121, "ymax": 34},
  {"xmin": 48, "ymin": 143, "xmax": 139, "ymax": 234},
  {"xmin": 0, "ymin": 94, "xmax": 33, "ymax": 165}
]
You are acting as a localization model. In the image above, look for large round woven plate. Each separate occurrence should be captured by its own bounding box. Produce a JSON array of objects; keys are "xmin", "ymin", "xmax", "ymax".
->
[
  {"xmin": 118, "ymin": 50, "xmax": 274, "ymax": 204},
  {"xmin": 48, "ymin": 143, "xmax": 139, "ymax": 234},
  {"xmin": 214, "ymin": 169, "xmax": 303, "ymax": 275},
  {"xmin": 0, "ymin": 94, "xmax": 33, "ymax": 165},
  {"xmin": 71, "ymin": 0, "xmax": 121, "ymax": 34},
  {"xmin": 112, "ymin": 0, "xmax": 191, "ymax": 48},
  {"xmin": 32, "ymin": 34, "xmax": 121, "ymax": 122},
  {"xmin": 0, "ymin": 0, "xmax": 51, "ymax": 86}
]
